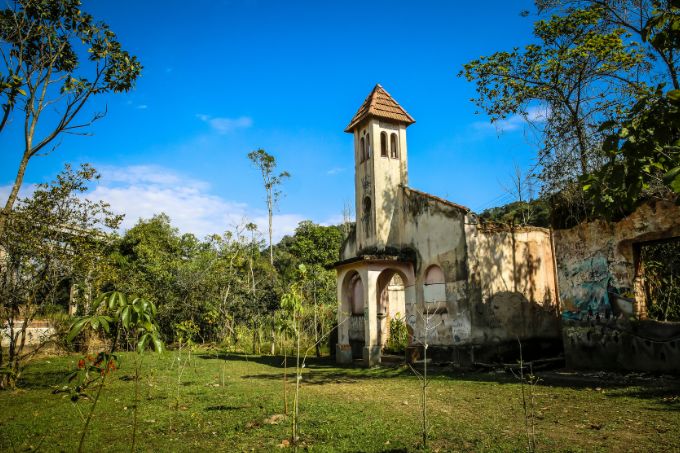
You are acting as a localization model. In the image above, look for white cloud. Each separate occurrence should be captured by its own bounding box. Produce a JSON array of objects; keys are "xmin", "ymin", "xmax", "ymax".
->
[
  {"xmin": 326, "ymin": 167, "xmax": 344, "ymax": 175},
  {"xmin": 472, "ymin": 105, "xmax": 549, "ymax": 133},
  {"xmin": 1, "ymin": 166, "xmax": 303, "ymax": 242},
  {"xmin": 136, "ymin": 104, "xmax": 148, "ymax": 110},
  {"xmin": 196, "ymin": 114, "xmax": 253, "ymax": 134},
  {"xmin": 86, "ymin": 165, "xmax": 300, "ymax": 241},
  {"xmin": 0, "ymin": 183, "xmax": 36, "ymax": 206}
]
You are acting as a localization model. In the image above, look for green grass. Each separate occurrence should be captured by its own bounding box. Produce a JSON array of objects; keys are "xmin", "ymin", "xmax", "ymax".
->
[{"xmin": 1, "ymin": 350, "xmax": 679, "ymax": 452}]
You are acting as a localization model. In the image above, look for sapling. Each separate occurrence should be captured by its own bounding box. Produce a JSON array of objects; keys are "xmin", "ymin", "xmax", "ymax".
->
[
  {"xmin": 63, "ymin": 291, "xmax": 163, "ymax": 453},
  {"xmin": 511, "ymin": 338, "xmax": 540, "ymax": 453},
  {"xmin": 281, "ymin": 264, "xmax": 350, "ymax": 446},
  {"xmin": 281, "ymin": 273, "xmax": 305, "ymax": 444},
  {"xmin": 407, "ymin": 304, "xmax": 444, "ymax": 449},
  {"xmin": 173, "ymin": 320, "xmax": 199, "ymax": 410}
]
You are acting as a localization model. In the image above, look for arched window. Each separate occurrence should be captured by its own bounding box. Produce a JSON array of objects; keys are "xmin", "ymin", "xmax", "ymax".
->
[
  {"xmin": 390, "ymin": 133, "xmax": 399, "ymax": 159},
  {"xmin": 365, "ymin": 133, "xmax": 371, "ymax": 159},
  {"xmin": 380, "ymin": 132, "xmax": 388, "ymax": 157},
  {"xmin": 424, "ymin": 265, "xmax": 445, "ymax": 303},
  {"xmin": 359, "ymin": 136, "xmax": 365, "ymax": 162},
  {"xmin": 362, "ymin": 196, "xmax": 372, "ymax": 235}
]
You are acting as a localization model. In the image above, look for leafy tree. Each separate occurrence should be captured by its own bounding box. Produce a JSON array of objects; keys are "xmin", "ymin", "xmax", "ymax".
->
[
  {"xmin": 247, "ymin": 149, "xmax": 290, "ymax": 265},
  {"xmin": 580, "ymin": 2, "xmax": 680, "ymax": 217},
  {"xmin": 274, "ymin": 221, "xmax": 343, "ymax": 356},
  {"xmin": 0, "ymin": 0, "xmax": 142, "ymax": 237},
  {"xmin": 537, "ymin": 0, "xmax": 679, "ymax": 89},
  {"xmin": 582, "ymin": 86, "xmax": 680, "ymax": 216},
  {"xmin": 461, "ymin": 5, "xmax": 645, "ymax": 197},
  {"xmin": 66, "ymin": 290, "xmax": 163, "ymax": 453},
  {"xmin": 478, "ymin": 199, "xmax": 551, "ymax": 227},
  {"xmin": 0, "ymin": 164, "xmax": 121, "ymax": 389}
]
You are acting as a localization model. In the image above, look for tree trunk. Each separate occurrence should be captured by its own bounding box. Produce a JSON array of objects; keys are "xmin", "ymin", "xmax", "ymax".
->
[
  {"xmin": 268, "ymin": 197, "xmax": 273, "ymax": 266},
  {"xmin": 0, "ymin": 151, "xmax": 30, "ymax": 237}
]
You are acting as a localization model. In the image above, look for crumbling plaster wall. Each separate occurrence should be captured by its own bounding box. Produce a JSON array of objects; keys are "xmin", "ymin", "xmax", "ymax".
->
[
  {"xmin": 399, "ymin": 189, "xmax": 470, "ymax": 347},
  {"xmin": 553, "ymin": 199, "xmax": 680, "ymax": 319},
  {"xmin": 465, "ymin": 222, "xmax": 561, "ymax": 347},
  {"xmin": 553, "ymin": 200, "xmax": 680, "ymax": 372}
]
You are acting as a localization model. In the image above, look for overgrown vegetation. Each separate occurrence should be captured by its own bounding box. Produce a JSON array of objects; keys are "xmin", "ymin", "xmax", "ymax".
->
[
  {"xmin": 0, "ymin": 0, "xmax": 142, "ymax": 237},
  {"xmin": 0, "ymin": 165, "xmax": 121, "ymax": 389},
  {"xmin": 478, "ymin": 199, "xmax": 551, "ymax": 228},
  {"xmin": 385, "ymin": 314, "xmax": 409, "ymax": 354},
  {"xmin": 464, "ymin": 0, "xmax": 680, "ymax": 226},
  {"xmin": 640, "ymin": 240, "xmax": 680, "ymax": 321}
]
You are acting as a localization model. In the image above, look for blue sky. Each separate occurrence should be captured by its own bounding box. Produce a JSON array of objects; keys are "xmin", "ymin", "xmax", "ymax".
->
[{"xmin": 1, "ymin": 0, "xmax": 542, "ymax": 241}]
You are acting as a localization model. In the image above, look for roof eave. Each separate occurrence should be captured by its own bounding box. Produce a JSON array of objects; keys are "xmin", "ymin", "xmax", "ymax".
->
[{"xmin": 344, "ymin": 114, "xmax": 416, "ymax": 133}]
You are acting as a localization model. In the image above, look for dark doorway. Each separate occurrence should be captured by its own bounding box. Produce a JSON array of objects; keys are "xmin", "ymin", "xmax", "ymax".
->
[{"xmin": 638, "ymin": 238, "xmax": 680, "ymax": 321}]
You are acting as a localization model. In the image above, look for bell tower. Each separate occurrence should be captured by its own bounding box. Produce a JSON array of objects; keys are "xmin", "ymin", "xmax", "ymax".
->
[{"xmin": 345, "ymin": 84, "xmax": 415, "ymax": 251}]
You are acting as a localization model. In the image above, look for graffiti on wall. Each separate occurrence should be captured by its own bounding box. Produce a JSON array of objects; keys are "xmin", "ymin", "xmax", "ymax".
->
[{"xmin": 560, "ymin": 254, "xmax": 611, "ymax": 319}]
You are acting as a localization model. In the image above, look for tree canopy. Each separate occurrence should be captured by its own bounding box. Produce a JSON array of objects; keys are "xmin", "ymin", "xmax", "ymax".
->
[{"xmin": 0, "ymin": 0, "xmax": 142, "ymax": 236}]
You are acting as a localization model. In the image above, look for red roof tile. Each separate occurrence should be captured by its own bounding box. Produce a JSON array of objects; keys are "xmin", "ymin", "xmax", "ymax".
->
[{"xmin": 345, "ymin": 84, "xmax": 415, "ymax": 133}]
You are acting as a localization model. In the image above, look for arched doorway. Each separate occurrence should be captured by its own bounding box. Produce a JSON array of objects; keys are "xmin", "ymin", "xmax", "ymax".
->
[
  {"xmin": 376, "ymin": 269, "xmax": 407, "ymax": 354},
  {"xmin": 343, "ymin": 271, "xmax": 365, "ymax": 359}
]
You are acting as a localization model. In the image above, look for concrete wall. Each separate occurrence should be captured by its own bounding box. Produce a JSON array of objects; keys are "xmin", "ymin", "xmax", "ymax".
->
[
  {"xmin": 465, "ymin": 222, "xmax": 561, "ymax": 349},
  {"xmin": 399, "ymin": 189, "xmax": 470, "ymax": 347},
  {"xmin": 1, "ymin": 320, "xmax": 55, "ymax": 348},
  {"xmin": 553, "ymin": 200, "xmax": 680, "ymax": 320},
  {"xmin": 563, "ymin": 320, "xmax": 680, "ymax": 373},
  {"xmin": 554, "ymin": 200, "xmax": 680, "ymax": 372}
]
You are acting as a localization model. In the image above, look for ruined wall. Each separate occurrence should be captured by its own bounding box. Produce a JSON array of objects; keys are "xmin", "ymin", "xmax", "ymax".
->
[
  {"xmin": 465, "ymin": 222, "xmax": 561, "ymax": 349},
  {"xmin": 399, "ymin": 188, "xmax": 471, "ymax": 347},
  {"xmin": 553, "ymin": 200, "xmax": 680, "ymax": 319},
  {"xmin": 1, "ymin": 320, "xmax": 55, "ymax": 348},
  {"xmin": 554, "ymin": 200, "xmax": 680, "ymax": 372}
]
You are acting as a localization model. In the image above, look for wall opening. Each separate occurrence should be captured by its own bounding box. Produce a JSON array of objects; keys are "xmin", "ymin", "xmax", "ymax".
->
[
  {"xmin": 345, "ymin": 271, "xmax": 365, "ymax": 359},
  {"xmin": 365, "ymin": 133, "xmax": 371, "ymax": 160},
  {"xmin": 359, "ymin": 136, "xmax": 365, "ymax": 162},
  {"xmin": 376, "ymin": 269, "xmax": 407, "ymax": 354},
  {"xmin": 380, "ymin": 132, "xmax": 388, "ymax": 157},
  {"xmin": 637, "ymin": 237, "xmax": 680, "ymax": 322},
  {"xmin": 362, "ymin": 196, "xmax": 372, "ymax": 237},
  {"xmin": 390, "ymin": 133, "xmax": 399, "ymax": 159}
]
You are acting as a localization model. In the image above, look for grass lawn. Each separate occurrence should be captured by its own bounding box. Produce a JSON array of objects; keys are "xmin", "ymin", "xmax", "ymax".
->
[{"xmin": 0, "ymin": 350, "xmax": 679, "ymax": 452}]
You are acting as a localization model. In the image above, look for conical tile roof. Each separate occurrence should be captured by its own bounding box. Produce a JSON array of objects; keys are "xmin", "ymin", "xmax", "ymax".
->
[{"xmin": 344, "ymin": 84, "xmax": 415, "ymax": 132}]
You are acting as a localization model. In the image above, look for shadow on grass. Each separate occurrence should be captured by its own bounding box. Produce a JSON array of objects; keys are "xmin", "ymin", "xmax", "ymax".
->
[
  {"xmin": 202, "ymin": 352, "xmax": 680, "ymax": 413},
  {"xmin": 196, "ymin": 351, "xmax": 340, "ymax": 370},
  {"xmin": 16, "ymin": 369, "xmax": 70, "ymax": 390},
  {"xmin": 205, "ymin": 404, "xmax": 251, "ymax": 412}
]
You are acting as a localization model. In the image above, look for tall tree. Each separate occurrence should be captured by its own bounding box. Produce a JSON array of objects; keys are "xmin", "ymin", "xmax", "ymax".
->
[
  {"xmin": 461, "ymin": 5, "xmax": 646, "ymax": 196},
  {"xmin": 581, "ymin": 2, "xmax": 680, "ymax": 217},
  {"xmin": 0, "ymin": 164, "xmax": 121, "ymax": 388},
  {"xmin": 247, "ymin": 149, "xmax": 290, "ymax": 265},
  {"xmin": 0, "ymin": 0, "xmax": 142, "ymax": 236},
  {"xmin": 537, "ymin": 0, "xmax": 679, "ymax": 89}
]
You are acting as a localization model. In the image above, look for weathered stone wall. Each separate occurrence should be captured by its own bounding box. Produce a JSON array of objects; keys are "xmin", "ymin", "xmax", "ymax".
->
[
  {"xmin": 563, "ymin": 319, "xmax": 680, "ymax": 373},
  {"xmin": 554, "ymin": 200, "xmax": 680, "ymax": 372},
  {"xmin": 1, "ymin": 320, "xmax": 55, "ymax": 348},
  {"xmin": 465, "ymin": 222, "xmax": 561, "ymax": 347},
  {"xmin": 553, "ymin": 200, "xmax": 680, "ymax": 319},
  {"xmin": 399, "ymin": 188, "xmax": 471, "ymax": 347}
]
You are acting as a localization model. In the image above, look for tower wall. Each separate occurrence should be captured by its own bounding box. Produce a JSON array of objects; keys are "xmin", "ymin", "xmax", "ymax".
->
[{"xmin": 353, "ymin": 118, "xmax": 409, "ymax": 251}]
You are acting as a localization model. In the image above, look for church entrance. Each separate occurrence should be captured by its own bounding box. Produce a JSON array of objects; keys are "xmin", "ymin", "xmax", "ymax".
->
[
  {"xmin": 335, "ymin": 261, "xmax": 415, "ymax": 366},
  {"xmin": 376, "ymin": 269, "xmax": 407, "ymax": 358}
]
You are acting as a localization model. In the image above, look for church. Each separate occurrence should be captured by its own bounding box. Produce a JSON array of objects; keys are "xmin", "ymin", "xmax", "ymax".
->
[{"xmin": 333, "ymin": 85, "xmax": 561, "ymax": 366}]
